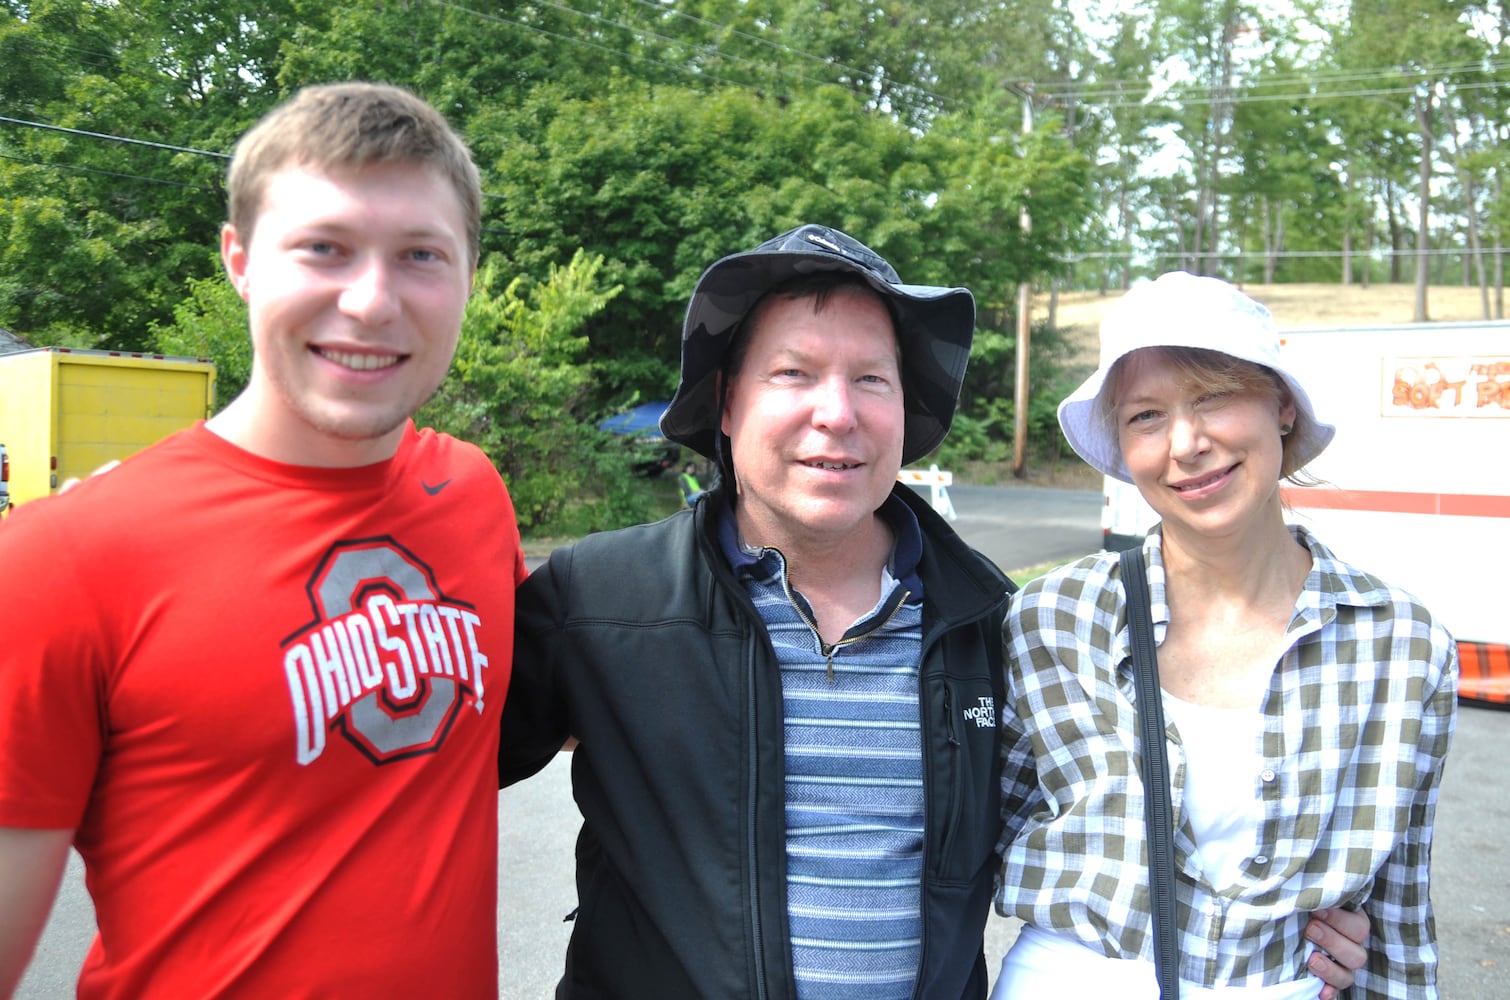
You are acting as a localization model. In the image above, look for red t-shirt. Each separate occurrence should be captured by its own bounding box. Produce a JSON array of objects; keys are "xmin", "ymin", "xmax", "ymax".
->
[{"xmin": 0, "ymin": 422, "xmax": 526, "ymax": 999}]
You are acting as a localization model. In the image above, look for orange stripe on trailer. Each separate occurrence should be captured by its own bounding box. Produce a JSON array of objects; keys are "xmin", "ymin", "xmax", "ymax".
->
[
  {"xmin": 1457, "ymin": 641, "xmax": 1510, "ymax": 709},
  {"xmin": 1280, "ymin": 488, "xmax": 1510, "ymax": 518}
]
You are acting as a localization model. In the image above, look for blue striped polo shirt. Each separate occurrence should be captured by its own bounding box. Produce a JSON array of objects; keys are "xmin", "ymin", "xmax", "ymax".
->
[{"xmin": 721, "ymin": 496, "xmax": 926, "ymax": 999}]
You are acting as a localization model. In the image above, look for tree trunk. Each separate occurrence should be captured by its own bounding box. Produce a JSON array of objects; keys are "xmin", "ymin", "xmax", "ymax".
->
[
  {"xmin": 1262, "ymin": 196, "xmax": 1279, "ymax": 284},
  {"xmin": 1206, "ymin": 191, "xmax": 1222, "ymax": 275},
  {"xmin": 1496, "ymin": 169, "xmax": 1506, "ymax": 318},
  {"xmin": 1261, "ymin": 197, "xmax": 1273, "ymax": 280},
  {"xmin": 1117, "ymin": 177, "xmax": 1134, "ymax": 292},
  {"xmin": 1204, "ymin": 17, "xmax": 1239, "ymax": 277},
  {"xmin": 1384, "ymin": 177, "xmax": 1403, "ymax": 284},
  {"xmin": 1341, "ymin": 156, "xmax": 1355, "ymax": 286},
  {"xmin": 1272, "ymin": 213, "xmax": 1284, "ymax": 285},
  {"xmin": 1498, "ymin": 250, "xmax": 1505, "ymax": 320},
  {"xmin": 1192, "ymin": 178, "xmax": 1209, "ymax": 274},
  {"xmin": 1170, "ymin": 191, "xmax": 1190, "ymax": 271},
  {"xmin": 1413, "ymin": 87, "xmax": 1432, "ymax": 322},
  {"xmin": 1363, "ymin": 209, "xmax": 1373, "ymax": 289}
]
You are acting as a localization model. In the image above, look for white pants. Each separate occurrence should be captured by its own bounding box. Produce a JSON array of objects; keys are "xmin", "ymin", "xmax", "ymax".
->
[{"xmin": 990, "ymin": 923, "xmax": 1320, "ymax": 1000}]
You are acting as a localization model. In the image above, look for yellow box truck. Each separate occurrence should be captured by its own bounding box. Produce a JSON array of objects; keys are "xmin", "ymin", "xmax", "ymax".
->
[{"xmin": 0, "ymin": 347, "xmax": 216, "ymax": 509}]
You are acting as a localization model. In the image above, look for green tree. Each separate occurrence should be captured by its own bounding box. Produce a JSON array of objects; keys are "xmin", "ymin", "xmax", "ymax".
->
[
  {"xmin": 487, "ymin": 81, "xmax": 928, "ymax": 399},
  {"xmin": 1228, "ymin": 52, "xmax": 1346, "ymax": 284},
  {"xmin": 416, "ymin": 249, "xmax": 634, "ymax": 533},
  {"xmin": 149, "ymin": 265, "xmax": 252, "ymax": 409},
  {"xmin": 1340, "ymin": 0, "xmax": 1479, "ymax": 318},
  {"xmin": 0, "ymin": 0, "xmax": 292, "ymax": 347},
  {"xmin": 1058, "ymin": 2, "xmax": 1168, "ymax": 290},
  {"xmin": 1, "ymin": 0, "xmax": 1110, "ymax": 501}
]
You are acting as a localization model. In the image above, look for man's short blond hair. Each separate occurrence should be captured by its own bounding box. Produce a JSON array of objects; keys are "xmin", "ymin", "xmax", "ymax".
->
[{"xmin": 226, "ymin": 81, "xmax": 482, "ymax": 264}]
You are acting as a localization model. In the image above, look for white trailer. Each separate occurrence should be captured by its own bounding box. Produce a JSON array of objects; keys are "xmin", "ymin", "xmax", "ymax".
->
[{"xmin": 1096, "ymin": 320, "xmax": 1510, "ymax": 708}]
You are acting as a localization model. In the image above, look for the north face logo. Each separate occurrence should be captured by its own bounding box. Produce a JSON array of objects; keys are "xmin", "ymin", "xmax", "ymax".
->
[{"xmin": 962, "ymin": 696, "xmax": 995, "ymax": 729}]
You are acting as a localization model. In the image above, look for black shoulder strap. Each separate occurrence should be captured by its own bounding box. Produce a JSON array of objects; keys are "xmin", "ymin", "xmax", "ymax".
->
[{"xmin": 1120, "ymin": 546, "xmax": 1181, "ymax": 1000}]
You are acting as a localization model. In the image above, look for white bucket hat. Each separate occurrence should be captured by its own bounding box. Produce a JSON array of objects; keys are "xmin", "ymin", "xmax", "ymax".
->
[{"xmin": 1057, "ymin": 271, "xmax": 1335, "ymax": 484}]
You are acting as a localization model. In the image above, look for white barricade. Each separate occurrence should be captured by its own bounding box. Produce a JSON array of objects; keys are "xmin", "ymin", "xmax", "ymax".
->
[{"xmin": 897, "ymin": 464, "xmax": 956, "ymax": 520}]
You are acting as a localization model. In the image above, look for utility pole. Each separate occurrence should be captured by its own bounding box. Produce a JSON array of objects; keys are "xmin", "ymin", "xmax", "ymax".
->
[{"xmin": 1012, "ymin": 88, "xmax": 1034, "ymax": 479}]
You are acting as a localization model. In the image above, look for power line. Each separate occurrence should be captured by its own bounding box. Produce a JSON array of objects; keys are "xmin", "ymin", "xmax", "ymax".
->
[
  {"xmin": 6, "ymin": 12, "xmax": 1507, "ymax": 211},
  {"xmin": 526, "ymin": 0, "xmax": 782, "ymax": 78},
  {"xmin": 0, "ymin": 115, "xmax": 229, "ymax": 159},
  {"xmin": 547, "ymin": 0, "xmax": 955, "ymax": 108},
  {"xmin": 1064, "ymin": 246, "xmax": 1505, "ymax": 262},
  {"xmin": 621, "ymin": 0, "xmax": 874, "ymax": 84},
  {"xmin": 0, "ymin": 151, "xmax": 217, "ymax": 191},
  {"xmin": 431, "ymin": 0, "xmax": 752, "ymax": 94},
  {"xmin": 1054, "ymin": 56, "xmax": 1510, "ymax": 104},
  {"xmin": 1038, "ymin": 76, "xmax": 1510, "ymax": 113},
  {"xmin": 431, "ymin": 0, "xmax": 838, "ymax": 96},
  {"xmin": 434, "ymin": 0, "xmax": 954, "ymax": 112},
  {"xmin": 0, "ymin": 111, "xmax": 520, "ymax": 201}
]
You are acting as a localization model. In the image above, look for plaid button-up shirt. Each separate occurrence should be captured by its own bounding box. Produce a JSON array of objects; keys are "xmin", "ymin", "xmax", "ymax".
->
[{"xmin": 996, "ymin": 524, "xmax": 1457, "ymax": 998}]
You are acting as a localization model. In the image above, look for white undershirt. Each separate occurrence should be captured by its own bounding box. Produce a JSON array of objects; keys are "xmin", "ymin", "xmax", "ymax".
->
[
  {"xmin": 1161, "ymin": 691, "xmax": 1265, "ymax": 892},
  {"xmin": 992, "ymin": 694, "xmax": 1317, "ymax": 999}
]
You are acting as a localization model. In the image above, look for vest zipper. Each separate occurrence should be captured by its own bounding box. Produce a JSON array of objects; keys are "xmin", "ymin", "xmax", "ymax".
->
[
  {"xmin": 942, "ymin": 685, "xmax": 960, "ymax": 747},
  {"xmin": 780, "ymin": 576, "xmax": 912, "ymax": 683},
  {"xmin": 746, "ymin": 641, "xmax": 768, "ymax": 999}
]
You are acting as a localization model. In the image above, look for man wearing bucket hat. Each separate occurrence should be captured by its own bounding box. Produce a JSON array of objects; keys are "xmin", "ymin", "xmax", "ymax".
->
[
  {"xmin": 992, "ymin": 272, "xmax": 1456, "ymax": 998},
  {"xmin": 499, "ymin": 224, "xmax": 1014, "ymax": 998}
]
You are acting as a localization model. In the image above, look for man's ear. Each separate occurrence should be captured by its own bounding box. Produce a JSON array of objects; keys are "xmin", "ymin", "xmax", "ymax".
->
[
  {"xmin": 718, "ymin": 371, "xmax": 733, "ymax": 438},
  {"xmin": 221, "ymin": 223, "xmax": 251, "ymax": 301}
]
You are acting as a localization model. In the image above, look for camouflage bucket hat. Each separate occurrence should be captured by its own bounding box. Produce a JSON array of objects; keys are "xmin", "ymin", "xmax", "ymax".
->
[{"xmin": 660, "ymin": 224, "xmax": 976, "ymax": 465}]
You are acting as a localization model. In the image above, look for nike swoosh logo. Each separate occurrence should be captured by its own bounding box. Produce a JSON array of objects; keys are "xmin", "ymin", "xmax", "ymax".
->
[{"xmin": 421, "ymin": 479, "xmax": 452, "ymax": 496}]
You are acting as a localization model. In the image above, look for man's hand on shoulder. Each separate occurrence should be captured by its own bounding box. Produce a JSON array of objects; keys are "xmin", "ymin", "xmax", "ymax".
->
[{"xmin": 59, "ymin": 459, "xmax": 121, "ymax": 493}]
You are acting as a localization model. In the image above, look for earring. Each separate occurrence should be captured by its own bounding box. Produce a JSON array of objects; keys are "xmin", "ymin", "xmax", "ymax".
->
[{"xmin": 1280, "ymin": 423, "xmax": 1293, "ymax": 435}]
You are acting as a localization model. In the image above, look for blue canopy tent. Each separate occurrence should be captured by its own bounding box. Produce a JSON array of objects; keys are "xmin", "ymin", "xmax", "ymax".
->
[
  {"xmin": 597, "ymin": 401, "xmax": 678, "ymax": 477},
  {"xmin": 596, "ymin": 400, "xmax": 671, "ymax": 440}
]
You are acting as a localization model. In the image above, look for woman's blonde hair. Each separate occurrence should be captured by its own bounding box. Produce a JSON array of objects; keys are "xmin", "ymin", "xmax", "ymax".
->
[{"xmin": 1097, "ymin": 345, "xmax": 1317, "ymax": 482}]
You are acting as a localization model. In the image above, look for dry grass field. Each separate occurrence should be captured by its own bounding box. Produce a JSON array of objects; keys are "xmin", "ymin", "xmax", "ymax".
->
[{"xmin": 1039, "ymin": 282, "xmax": 1503, "ymax": 366}]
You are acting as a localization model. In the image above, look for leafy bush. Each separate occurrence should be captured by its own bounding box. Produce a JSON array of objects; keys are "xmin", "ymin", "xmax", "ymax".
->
[
  {"xmin": 417, "ymin": 249, "xmax": 642, "ymax": 534},
  {"xmin": 149, "ymin": 267, "xmax": 252, "ymax": 411},
  {"xmin": 934, "ymin": 317, "xmax": 1094, "ymax": 468}
]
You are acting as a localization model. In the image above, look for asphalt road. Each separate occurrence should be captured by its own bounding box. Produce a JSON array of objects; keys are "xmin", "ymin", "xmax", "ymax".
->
[
  {"xmin": 498, "ymin": 706, "xmax": 1510, "ymax": 998},
  {"xmin": 19, "ymin": 484, "xmax": 1510, "ymax": 998},
  {"xmin": 924, "ymin": 483, "xmax": 1106, "ymax": 575}
]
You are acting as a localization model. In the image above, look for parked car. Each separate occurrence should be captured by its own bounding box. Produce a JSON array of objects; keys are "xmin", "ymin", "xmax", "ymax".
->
[{"xmin": 1, "ymin": 441, "xmax": 9, "ymax": 513}]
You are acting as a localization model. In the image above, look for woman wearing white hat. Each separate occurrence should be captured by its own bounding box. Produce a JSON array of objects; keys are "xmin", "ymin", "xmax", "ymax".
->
[{"xmin": 992, "ymin": 272, "xmax": 1457, "ymax": 999}]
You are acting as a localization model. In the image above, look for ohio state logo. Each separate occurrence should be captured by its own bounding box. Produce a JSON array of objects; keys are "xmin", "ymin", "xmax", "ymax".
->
[{"xmin": 281, "ymin": 538, "xmax": 489, "ymax": 766}]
